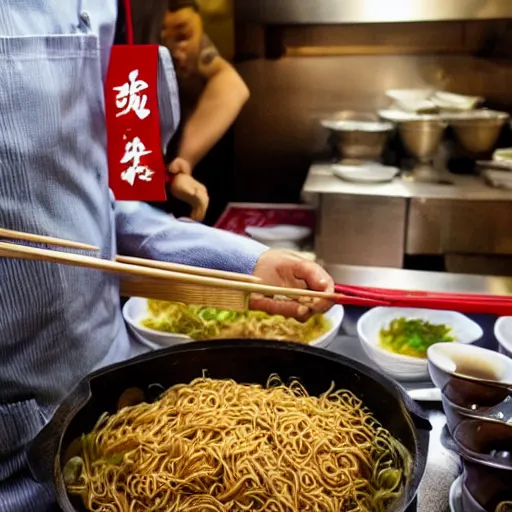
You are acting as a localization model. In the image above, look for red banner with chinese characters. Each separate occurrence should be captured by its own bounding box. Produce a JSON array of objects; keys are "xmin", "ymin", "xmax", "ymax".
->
[{"xmin": 105, "ymin": 44, "xmax": 167, "ymax": 201}]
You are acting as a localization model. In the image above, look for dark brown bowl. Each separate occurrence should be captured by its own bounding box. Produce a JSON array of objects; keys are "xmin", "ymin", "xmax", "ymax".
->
[
  {"xmin": 442, "ymin": 394, "xmax": 512, "ymax": 435},
  {"xmin": 452, "ymin": 419, "xmax": 512, "ymax": 511},
  {"xmin": 453, "ymin": 419, "xmax": 512, "ymax": 470},
  {"xmin": 428, "ymin": 343, "xmax": 512, "ymax": 411},
  {"xmin": 461, "ymin": 476, "xmax": 487, "ymax": 512},
  {"xmin": 462, "ymin": 459, "xmax": 512, "ymax": 512}
]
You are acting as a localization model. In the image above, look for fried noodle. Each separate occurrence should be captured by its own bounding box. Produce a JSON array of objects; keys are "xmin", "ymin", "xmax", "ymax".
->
[
  {"xmin": 66, "ymin": 376, "xmax": 412, "ymax": 512},
  {"xmin": 141, "ymin": 300, "xmax": 331, "ymax": 343}
]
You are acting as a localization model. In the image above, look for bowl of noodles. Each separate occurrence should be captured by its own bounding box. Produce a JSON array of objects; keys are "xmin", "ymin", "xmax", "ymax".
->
[
  {"xmin": 123, "ymin": 298, "xmax": 344, "ymax": 348},
  {"xmin": 28, "ymin": 339, "xmax": 430, "ymax": 512}
]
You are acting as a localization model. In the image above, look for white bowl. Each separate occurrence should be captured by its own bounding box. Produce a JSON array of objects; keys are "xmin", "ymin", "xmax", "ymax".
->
[
  {"xmin": 385, "ymin": 89, "xmax": 434, "ymax": 103},
  {"xmin": 320, "ymin": 119, "xmax": 393, "ymax": 133},
  {"xmin": 378, "ymin": 109, "xmax": 441, "ymax": 123},
  {"xmin": 432, "ymin": 91, "xmax": 482, "ymax": 111},
  {"xmin": 331, "ymin": 164, "xmax": 399, "ymax": 184},
  {"xmin": 123, "ymin": 298, "xmax": 190, "ymax": 347},
  {"xmin": 494, "ymin": 316, "xmax": 512, "ymax": 358},
  {"xmin": 493, "ymin": 148, "xmax": 512, "ymax": 163},
  {"xmin": 482, "ymin": 169, "xmax": 512, "ymax": 190},
  {"xmin": 123, "ymin": 298, "xmax": 344, "ymax": 349},
  {"xmin": 357, "ymin": 307, "xmax": 483, "ymax": 381},
  {"xmin": 245, "ymin": 225, "xmax": 312, "ymax": 250}
]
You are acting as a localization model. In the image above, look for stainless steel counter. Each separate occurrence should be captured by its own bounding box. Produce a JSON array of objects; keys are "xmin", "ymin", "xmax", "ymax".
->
[
  {"xmin": 325, "ymin": 263, "xmax": 512, "ymax": 296},
  {"xmin": 303, "ymin": 164, "xmax": 512, "ymax": 201},
  {"xmin": 303, "ymin": 164, "xmax": 512, "ymax": 270}
]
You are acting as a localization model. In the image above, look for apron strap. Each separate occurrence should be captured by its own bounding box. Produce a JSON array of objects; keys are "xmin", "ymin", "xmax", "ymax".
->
[{"xmin": 114, "ymin": 0, "xmax": 134, "ymax": 45}]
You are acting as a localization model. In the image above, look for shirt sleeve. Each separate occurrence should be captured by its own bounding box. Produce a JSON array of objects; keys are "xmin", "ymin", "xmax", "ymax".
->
[{"xmin": 115, "ymin": 201, "xmax": 268, "ymax": 274}]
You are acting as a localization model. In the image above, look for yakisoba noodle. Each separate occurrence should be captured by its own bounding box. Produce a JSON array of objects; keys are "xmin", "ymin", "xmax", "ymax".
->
[
  {"xmin": 65, "ymin": 376, "xmax": 412, "ymax": 512},
  {"xmin": 142, "ymin": 300, "xmax": 331, "ymax": 343}
]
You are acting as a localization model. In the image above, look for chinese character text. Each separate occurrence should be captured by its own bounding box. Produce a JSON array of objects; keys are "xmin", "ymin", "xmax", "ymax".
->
[
  {"xmin": 114, "ymin": 70, "xmax": 150, "ymax": 120},
  {"xmin": 120, "ymin": 136, "xmax": 154, "ymax": 186}
]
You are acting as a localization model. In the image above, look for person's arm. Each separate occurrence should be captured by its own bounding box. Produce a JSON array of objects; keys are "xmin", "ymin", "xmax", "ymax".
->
[
  {"xmin": 170, "ymin": 35, "xmax": 250, "ymax": 174},
  {"xmin": 115, "ymin": 200, "xmax": 265, "ymax": 273},
  {"xmin": 115, "ymin": 201, "xmax": 334, "ymax": 318}
]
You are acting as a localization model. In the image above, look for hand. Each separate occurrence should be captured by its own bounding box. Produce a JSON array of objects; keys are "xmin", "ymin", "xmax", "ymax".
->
[
  {"xmin": 168, "ymin": 157, "xmax": 192, "ymax": 176},
  {"xmin": 250, "ymin": 249, "xmax": 334, "ymax": 320},
  {"xmin": 170, "ymin": 173, "xmax": 209, "ymax": 222}
]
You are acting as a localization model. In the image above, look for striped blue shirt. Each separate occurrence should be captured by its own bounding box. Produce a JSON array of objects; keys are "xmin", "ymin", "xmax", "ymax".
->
[{"xmin": 0, "ymin": 2, "xmax": 265, "ymax": 510}]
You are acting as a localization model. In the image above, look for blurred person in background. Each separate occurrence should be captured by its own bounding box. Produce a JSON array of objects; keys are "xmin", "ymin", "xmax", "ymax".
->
[{"xmin": 134, "ymin": 0, "xmax": 249, "ymax": 224}]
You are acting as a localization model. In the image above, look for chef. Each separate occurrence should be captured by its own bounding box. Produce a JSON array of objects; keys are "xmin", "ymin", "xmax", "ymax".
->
[
  {"xmin": 133, "ymin": 0, "xmax": 250, "ymax": 223},
  {"xmin": 0, "ymin": 2, "xmax": 333, "ymax": 511}
]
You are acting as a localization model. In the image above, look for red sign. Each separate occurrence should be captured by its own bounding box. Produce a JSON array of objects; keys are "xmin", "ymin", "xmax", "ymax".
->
[{"xmin": 105, "ymin": 44, "xmax": 167, "ymax": 201}]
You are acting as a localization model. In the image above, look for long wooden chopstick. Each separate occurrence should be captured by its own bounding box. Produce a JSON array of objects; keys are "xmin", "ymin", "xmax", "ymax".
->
[
  {"xmin": 0, "ymin": 227, "xmax": 259, "ymax": 284},
  {"xmin": 0, "ymin": 228, "xmax": 99, "ymax": 251},
  {"xmin": 0, "ymin": 241, "xmax": 339, "ymax": 300},
  {"xmin": 116, "ymin": 255, "xmax": 261, "ymax": 283},
  {"xmin": 5, "ymin": 240, "xmax": 512, "ymax": 315}
]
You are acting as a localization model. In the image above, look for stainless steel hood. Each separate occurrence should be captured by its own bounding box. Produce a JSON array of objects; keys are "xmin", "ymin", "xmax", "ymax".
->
[{"xmin": 235, "ymin": 0, "xmax": 512, "ymax": 24}]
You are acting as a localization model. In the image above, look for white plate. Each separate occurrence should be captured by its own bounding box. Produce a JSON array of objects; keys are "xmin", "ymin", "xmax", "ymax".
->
[
  {"xmin": 493, "ymin": 148, "xmax": 512, "ymax": 162},
  {"xmin": 449, "ymin": 476, "xmax": 463, "ymax": 512},
  {"xmin": 123, "ymin": 298, "xmax": 344, "ymax": 349},
  {"xmin": 378, "ymin": 109, "xmax": 441, "ymax": 123},
  {"xmin": 331, "ymin": 164, "xmax": 399, "ymax": 184},
  {"xmin": 391, "ymin": 99, "xmax": 437, "ymax": 113},
  {"xmin": 385, "ymin": 88, "xmax": 434, "ymax": 102},
  {"xmin": 494, "ymin": 316, "xmax": 512, "ymax": 357},
  {"xmin": 320, "ymin": 119, "xmax": 393, "ymax": 132},
  {"xmin": 432, "ymin": 91, "xmax": 482, "ymax": 111},
  {"xmin": 244, "ymin": 225, "xmax": 312, "ymax": 249},
  {"xmin": 356, "ymin": 307, "xmax": 483, "ymax": 381},
  {"xmin": 482, "ymin": 170, "xmax": 512, "ymax": 190},
  {"xmin": 442, "ymin": 109, "xmax": 509, "ymax": 122}
]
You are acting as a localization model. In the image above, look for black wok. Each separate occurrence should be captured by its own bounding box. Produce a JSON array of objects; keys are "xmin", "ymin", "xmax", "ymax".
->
[{"xmin": 28, "ymin": 339, "xmax": 431, "ymax": 512}]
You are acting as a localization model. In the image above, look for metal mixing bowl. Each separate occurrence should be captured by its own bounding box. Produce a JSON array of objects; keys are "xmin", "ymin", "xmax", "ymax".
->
[
  {"xmin": 398, "ymin": 120, "xmax": 447, "ymax": 160},
  {"xmin": 447, "ymin": 110, "xmax": 510, "ymax": 155},
  {"xmin": 321, "ymin": 119, "xmax": 394, "ymax": 160}
]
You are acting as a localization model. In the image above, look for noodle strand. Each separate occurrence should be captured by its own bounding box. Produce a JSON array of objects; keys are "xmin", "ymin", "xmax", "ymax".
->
[{"xmin": 67, "ymin": 376, "xmax": 411, "ymax": 512}]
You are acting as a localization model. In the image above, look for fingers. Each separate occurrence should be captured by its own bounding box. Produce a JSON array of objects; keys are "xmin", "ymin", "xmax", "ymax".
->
[
  {"xmin": 169, "ymin": 172, "xmax": 209, "ymax": 222},
  {"xmin": 168, "ymin": 158, "xmax": 192, "ymax": 176},
  {"xmin": 307, "ymin": 298, "xmax": 333, "ymax": 315},
  {"xmin": 168, "ymin": 160, "xmax": 181, "ymax": 175},
  {"xmin": 290, "ymin": 258, "xmax": 334, "ymax": 293},
  {"xmin": 249, "ymin": 293, "xmax": 331, "ymax": 320},
  {"xmin": 250, "ymin": 249, "xmax": 335, "ymax": 318},
  {"xmin": 288, "ymin": 259, "xmax": 334, "ymax": 315},
  {"xmin": 190, "ymin": 184, "xmax": 209, "ymax": 222},
  {"xmin": 249, "ymin": 295, "xmax": 310, "ymax": 321}
]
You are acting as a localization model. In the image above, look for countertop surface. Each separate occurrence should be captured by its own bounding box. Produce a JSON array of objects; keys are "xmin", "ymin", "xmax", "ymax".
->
[
  {"xmin": 303, "ymin": 163, "xmax": 512, "ymax": 201},
  {"xmin": 324, "ymin": 263, "xmax": 512, "ymax": 296}
]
